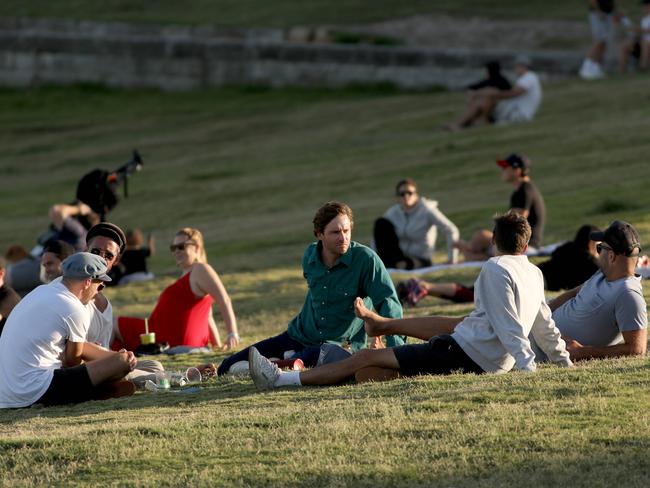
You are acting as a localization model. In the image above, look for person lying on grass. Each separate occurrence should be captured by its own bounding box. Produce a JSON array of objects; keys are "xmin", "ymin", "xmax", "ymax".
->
[
  {"xmin": 535, "ymin": 220, "xmax": 647, "ymax": 361},
  {"xmin": 249, "ymin": 212, "xmax": 572, "ymax": 391}
]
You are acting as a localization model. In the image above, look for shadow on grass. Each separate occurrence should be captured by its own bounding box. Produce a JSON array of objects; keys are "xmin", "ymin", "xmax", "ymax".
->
[
  {"xmin": 0, "ymin": 376, "xmax": 261, "ymax": 423},
  {"xmin": 3, "ymin": 358, "xmax": 649, "ymax": 424}
]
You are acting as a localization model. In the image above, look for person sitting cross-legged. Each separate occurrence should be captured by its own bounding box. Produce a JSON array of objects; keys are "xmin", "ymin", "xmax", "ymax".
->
[
  {"xmin": 0, "ymin": 253, "xmax": 137, "ymax": 408},
  {"xmin": 249, "ymin": 212, "xmax": 572, "ymax": 391}
]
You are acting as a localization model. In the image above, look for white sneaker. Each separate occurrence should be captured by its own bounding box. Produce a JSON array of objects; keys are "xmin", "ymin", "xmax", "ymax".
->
[
  {"xmin": 591, "ymin": 62, "xmax": 605, "ymax": 79},
  {"xmin": 579, "ymin": 59, "xmax": 604, "ymax": 80},
  {"xmin": 228, "ymin": 360, "xmax": 250, "ymax": 377},
  {"xmin": 248, "ymin": 347, "xmax": 281, "ymax": 391},
  {"xmin": 579, "ymin": 59, "xmax": 593, "ymax": 79}
]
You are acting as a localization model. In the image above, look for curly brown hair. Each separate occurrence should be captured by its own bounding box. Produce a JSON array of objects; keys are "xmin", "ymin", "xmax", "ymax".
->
[{"xmin": 312, "ymin": 202, "xmax": 354, "ymax": 237}]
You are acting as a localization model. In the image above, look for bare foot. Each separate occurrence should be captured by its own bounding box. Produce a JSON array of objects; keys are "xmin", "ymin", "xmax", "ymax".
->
[{"xmin": 354, "ymin": 297, "xmax": 388, "ymax": 336}]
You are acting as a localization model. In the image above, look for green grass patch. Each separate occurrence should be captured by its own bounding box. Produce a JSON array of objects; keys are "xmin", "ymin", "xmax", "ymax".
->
[
  {"xmin": 2, "ymin": 71, "xmax": 650, "ymax": 486},
  {"xmin": 0, "ymin": 0, "xmax": 645, "ymax": 26}
]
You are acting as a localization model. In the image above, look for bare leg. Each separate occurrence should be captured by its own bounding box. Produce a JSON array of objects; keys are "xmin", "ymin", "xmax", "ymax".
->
[
  {"xmin": 587, "ymin": 41, "xmax": 606, "ymax": 64},
  {"xmin": 354, "ymin": 297, "xmax": 461, "ymax": 341},
  {"xmin": 421, "ymin": 281, "xmax": 458, "ymax": 298},
  {"xmin": 454, "ymin": 94, "xmax": 496, "ymax": 128},
  {"xmin": 641, "ymin": 41, "xmax": 650, "ymax": 70},
  {"xmin": 85, "ymin": 351, "xmax": 133, "ymax": 386},
  {"xmin": 355, "ymin": 366, "xmax": 401, "ymax": 383},
  {"xmin": 619, "ymin": 41, "xmax": 632, "ymax": 73},
  {"xmin": 299, "ymin": 348, "xmax": 400, "ymax": 386},
  {"xmin": 456, "ymin": 229, "xmax": 493, "ymax": 261}
]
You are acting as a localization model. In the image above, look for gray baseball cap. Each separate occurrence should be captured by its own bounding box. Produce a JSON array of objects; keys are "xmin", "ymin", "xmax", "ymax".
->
[{"xmin": 62, "ymin": 252, "xmax": 112, "ymax": 282}]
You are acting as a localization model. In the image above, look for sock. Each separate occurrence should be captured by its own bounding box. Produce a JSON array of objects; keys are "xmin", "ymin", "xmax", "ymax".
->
[{"xmin": 273, "ymin": 371, "xmax": 302, "ymax": 387}]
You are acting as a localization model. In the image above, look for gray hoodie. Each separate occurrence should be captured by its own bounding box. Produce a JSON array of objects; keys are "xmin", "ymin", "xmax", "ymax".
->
[{"xmin": 383, "ymin": 197, "xmax": 459, "ymax": 263}]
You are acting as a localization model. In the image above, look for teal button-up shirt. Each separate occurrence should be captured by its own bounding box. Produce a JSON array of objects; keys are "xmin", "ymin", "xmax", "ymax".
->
[{"xmin": 287, "ymin": 241, "xmax": 404, "ymax": 350}]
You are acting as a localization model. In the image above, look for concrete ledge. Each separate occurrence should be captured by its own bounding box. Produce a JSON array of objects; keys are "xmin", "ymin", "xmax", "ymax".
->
[{"xmin": 0, "ymin": 17, "xmax": 583, "ymax": 90}]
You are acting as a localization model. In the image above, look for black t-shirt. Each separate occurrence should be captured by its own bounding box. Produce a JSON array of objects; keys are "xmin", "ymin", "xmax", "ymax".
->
[
  {"xmin": 119, "ymin": 248, "xmax": 151, "ymax": 275},
  {"xmin": 537, "ymin": 242, "xmax": 599, "ymax": 291},
  {"xmin": 510, "ymin": 181, "xmax": 546, "ymax": 248},
  {"xmin": 467, "ymin": 75, "xmax": 512, "ymax": 91},
  {"xmin": 591, "ymin": 0, "xmax": 615, "ymax": 13}
]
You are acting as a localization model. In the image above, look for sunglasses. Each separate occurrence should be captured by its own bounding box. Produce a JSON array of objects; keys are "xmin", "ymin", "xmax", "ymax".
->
[
  {"xmin": 89, "ymin": 248, "xmax": 116, "ymax": 262},
  {"xmin": 398, "ymin": 191, "xmax": 415, "ymax": 197},
  {"xmin": 170, "ymin": 241, "xmax": 197, "ymax": 252},
  {"xmin": 91, "ymin": 279, "xmax": 106, "ymax": 291},
  {"xmin": 596, "ymin": 243, "xmax": 613, "ymax": 255}
]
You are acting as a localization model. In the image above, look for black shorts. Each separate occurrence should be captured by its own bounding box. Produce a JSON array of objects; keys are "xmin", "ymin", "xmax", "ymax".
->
[
  {"xmin": 36, "ymin": 364, "xmax": 96, "ymax": 406},
  {"xmin": 392, "ymin": 335, "xmax": 484, "ymax": 377}
]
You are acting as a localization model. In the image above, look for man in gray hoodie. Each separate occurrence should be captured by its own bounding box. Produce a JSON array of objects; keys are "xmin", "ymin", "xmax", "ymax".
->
[{"xmin": 249, "ymin": 212, "xmax": 572, "ymax": 391}]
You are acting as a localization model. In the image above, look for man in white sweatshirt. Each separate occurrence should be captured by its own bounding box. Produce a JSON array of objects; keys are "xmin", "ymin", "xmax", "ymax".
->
[{"xmin": 249, "ymin": 212, "xmax": 572, "ymax": 390}]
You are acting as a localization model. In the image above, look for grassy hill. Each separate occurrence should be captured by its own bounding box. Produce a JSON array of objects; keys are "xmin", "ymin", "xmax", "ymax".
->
[
  {"xmin": 1, "ymin": 74, "xmax": 650, "ymax": 486},
  {"xmin": 0, "ymin": 0, "xmax": 645, "ymax": 26},
  {"xmin": 2, "ymin": 76, "xmax": 650, "ymax": 273}
]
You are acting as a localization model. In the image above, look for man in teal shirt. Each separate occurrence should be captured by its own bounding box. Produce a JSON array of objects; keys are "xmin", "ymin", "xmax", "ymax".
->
[{"xmin": 218, "ymin": 201, "xmax": 403, "ymax": 375}]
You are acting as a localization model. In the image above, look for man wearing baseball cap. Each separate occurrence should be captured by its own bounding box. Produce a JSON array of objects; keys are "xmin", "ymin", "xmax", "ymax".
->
[
  {"xmin": 497, "ymin": 153, "xmax": 546, "ymax": 251},
  {"xmin": 0, "ymin": 253, "xmax": 137, "ymax": 408},
  {"xmin": 541, "ymin": 220, "xmax": 647, "ymax": 360}
]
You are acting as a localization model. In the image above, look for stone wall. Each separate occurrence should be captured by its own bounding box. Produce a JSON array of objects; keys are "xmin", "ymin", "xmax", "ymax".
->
[{"xmin": 0, "ymin": 17, "xmax": 582, "ymax": 91}]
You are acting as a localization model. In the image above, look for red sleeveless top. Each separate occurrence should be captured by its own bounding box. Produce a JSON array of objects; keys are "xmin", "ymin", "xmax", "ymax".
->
[{"xmin": 115, "ymin": 272, "xmax": 213, "ymax": 350}]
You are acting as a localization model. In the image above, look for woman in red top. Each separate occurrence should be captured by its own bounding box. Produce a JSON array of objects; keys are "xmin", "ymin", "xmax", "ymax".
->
[{"xmin": 113, "ymin": 228, "xmax": 239, "ymax": 351}]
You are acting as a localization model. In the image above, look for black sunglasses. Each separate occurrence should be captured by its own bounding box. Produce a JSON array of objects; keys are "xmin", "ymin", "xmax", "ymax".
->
[
  {"xmin": 89, "ymin": 248, "xmax": 116, "ymax": 262},
  {"xmin": 91, "ymin": 279, "xmax": 106, "ymax": 291},
  {"xmin": 398, "ymin": 191, "xmax": 415, "ymax": 197},
  {"xmin": 596, "ymin": 243, "xmax": 613, "ymax": 254},
  {"xmin": 170, "ymin": 241, "xmax": 197, "ymax": 252}
]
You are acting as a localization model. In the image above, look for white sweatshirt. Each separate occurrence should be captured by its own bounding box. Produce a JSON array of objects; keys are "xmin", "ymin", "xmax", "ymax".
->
[{"xmin": 452, "ymin": 254, "xmax": 572, "ymax": 373}]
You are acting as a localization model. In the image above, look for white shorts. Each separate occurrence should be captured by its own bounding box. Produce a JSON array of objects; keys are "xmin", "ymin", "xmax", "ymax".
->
[
  {"xmin": 589, "ymin": 11, "xmax": 613, "ymax": 42},
  {"xmin": 493, "ymin": 100, "xmax": 530, "ymax": 123}
]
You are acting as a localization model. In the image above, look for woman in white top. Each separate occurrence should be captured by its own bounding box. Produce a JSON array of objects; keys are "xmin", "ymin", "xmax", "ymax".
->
[{"xmin": 374, "ymin": 178, "xmax": 459, "ymax": 269}]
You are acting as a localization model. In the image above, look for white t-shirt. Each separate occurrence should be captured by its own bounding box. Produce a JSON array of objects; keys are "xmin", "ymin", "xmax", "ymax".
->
[
  {"xmin": 86, "ymin": 299, "xmax": 113, "ymax": 348},
  {"xmin": 642, "ymin": 15, "xmax": 650, "ymax": 43},
  {"xmin": 0, "ymin": 282, "xmax": 89, "ymax": 408},
  {"xmin": 495, "ymin": 71, "xmax": 542, "ymax": 122},
  {"xmin": 52, "ymin": 276, "xmax": 113, "ymax": 348}
]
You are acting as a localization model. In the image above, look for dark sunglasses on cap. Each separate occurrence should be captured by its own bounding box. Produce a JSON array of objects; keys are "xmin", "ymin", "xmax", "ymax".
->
[
  {"xmin": 170, "ymin": 241, "xmax": 197, "ymax": 252},
  {"xmin": 398, "ymin": 190, "xmax": 415, "ymax": 197},
  {"xmin": 89, "ymin": 247, "xmax": 116, "ymax": 262}
]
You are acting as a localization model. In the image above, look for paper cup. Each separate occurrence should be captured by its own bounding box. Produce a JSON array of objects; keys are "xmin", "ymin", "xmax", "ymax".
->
[{"xmin": 140, "ymin": 332, "xmax": 156, "ymax": 345}]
